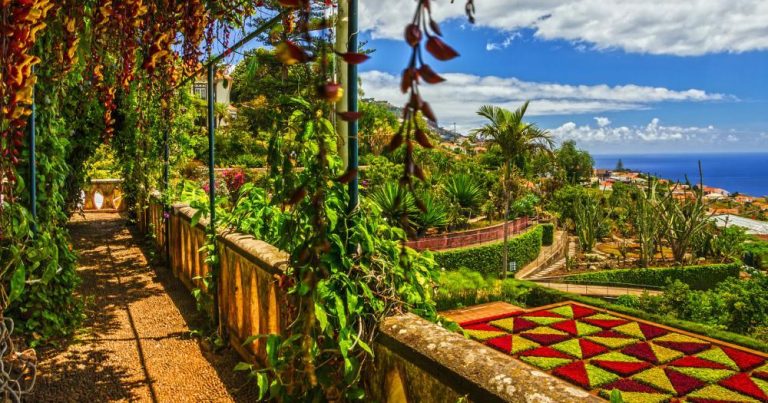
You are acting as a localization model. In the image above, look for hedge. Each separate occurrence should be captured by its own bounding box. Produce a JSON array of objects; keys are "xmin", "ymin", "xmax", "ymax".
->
[
  {"xmin": 541, "ymin": 223, "xmax": 554, "ymax": 246},
  {"xmin": 557, "ymin": 262, "xmax": 741, "ymax": 290},
  {"xmin": 515, "ymin": 280, "xmax": 768, "ymax": 354},
  {"xmin": 433, "ymin": 225, "xmax": 543, "ymax": 277}
]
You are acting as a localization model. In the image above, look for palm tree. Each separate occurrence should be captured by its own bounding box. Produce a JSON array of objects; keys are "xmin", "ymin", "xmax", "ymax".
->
[{"xmin": 472, "ymin": 101, "xmax": 553, "ymax": 278}]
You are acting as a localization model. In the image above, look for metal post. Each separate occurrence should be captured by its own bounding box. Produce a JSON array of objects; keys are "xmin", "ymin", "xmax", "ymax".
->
[
  {"xmin": 28, "ymin": 71, "xmax": 37, "ymax": 235},
  {"xmin": 347, "ymin": 0, "xmax": 359, "ymax": 213},
  {"xmin": 163, "ymin": 122, "xmax": 170, "ymax": 263},
  {"xmin": 207, "ymin": 63, "xmax": 219, "ymax": 330}
]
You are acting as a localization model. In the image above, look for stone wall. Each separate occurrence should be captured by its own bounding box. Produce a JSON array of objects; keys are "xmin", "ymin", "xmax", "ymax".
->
[{"xmin": 138, "ymin": 198, "xmax": 601, "ymax": 402}]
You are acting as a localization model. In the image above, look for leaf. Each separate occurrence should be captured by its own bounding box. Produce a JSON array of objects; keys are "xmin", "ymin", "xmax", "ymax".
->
[
  {"xmin": 425, "ymin": 36, "xmax": 459, "ymax": 61},
  {"xmin": 266, "ymin": 334, "xmax": 281, "ymax": 366},
  {"xmin": 9, "ymin": 267, "xmax": 25, "ymax": 302},
  {"xmin": 336, "ymin": 51, "xmax": 370, "ymax": 65},
  {"xmin": 414, "ymin": 128, "xmax": 433, "ymax": 148},
  {"xmin": 257, "ymin": 372, "xmax": 269, "ymax": 400},
  {"xmin": 190, "ymin": 210, "xmax": 203, "ymax": 227},
  {"xmin": 315, "ymin": 302, "xmax": 329, "ymax": 332},
  {"xmin": 346, "ymin": 288, "xmax": 359, "ymax": 315},
  {"xmin": 337, "ymin": 111, "xmax": 362, "ymax": 121},
  {"xmin": 336, "ymin": 168, "xmax": 357, "ymax": 184},
  {"xmin": 418, "ymin": 64, "xmax": 445, "ymax": 84},
  {"xmin": 334, "ymin": 294, "xmax": 347, "ymax": 328},
  {"xmin": 234, "ymin": 362, "xmax": 253, "ymax": 371}
]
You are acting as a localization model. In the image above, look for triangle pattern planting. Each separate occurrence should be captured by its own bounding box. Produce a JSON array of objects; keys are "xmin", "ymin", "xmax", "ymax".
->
[{"xmin": 457, "ymin": 302, "xmax": 768, "ymax": 403}]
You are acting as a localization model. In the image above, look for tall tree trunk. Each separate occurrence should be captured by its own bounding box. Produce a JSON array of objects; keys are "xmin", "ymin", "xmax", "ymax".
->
[{"xmin": 502, "ymin": 162, "xmax": 510, "ymax": 279}]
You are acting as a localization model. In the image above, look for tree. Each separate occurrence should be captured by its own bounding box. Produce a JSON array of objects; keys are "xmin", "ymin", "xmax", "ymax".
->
[
  {"xmin": 556, "ymin": 140, "xmax": 594, "ymax": 184},
  {"xmin": 472, "ymin": 101, "xmax": 553, "ymax": 277},
  {"xmin": 615, "ymin": 159, "xmax": 625, "ymax": 172}
]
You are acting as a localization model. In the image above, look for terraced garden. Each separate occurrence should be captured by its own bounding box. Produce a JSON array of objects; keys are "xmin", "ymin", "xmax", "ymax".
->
[{"xmin": 460, "ymin": 302, "xmax": 768, "ymax": 402}]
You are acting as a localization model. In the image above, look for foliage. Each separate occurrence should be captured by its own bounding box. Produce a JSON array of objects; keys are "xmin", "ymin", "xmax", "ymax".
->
[
  {"xmin": 510, "ymin": 193, "xmax": 539, "ymax": 219},
  {"xmin": 629, "ymin": 181, "xmax": 662, "ymax": 267},
  {"xmin": 433, "ymin": 225, "xmax": 543, "ymax": 276},
  {"xmin": 541, "ymin": 223, "xmax": 555, "ymax": 246},
  {"xmin": 633, "ymin": 274, "xmax": 768, "ymax": 339},
  {"xmin": 413, "ymin": 192, "xmax": 449, "ymax": 234},
  {"xmin": 472, "ymin": 101, "xmax": 553, "ymax": 278},
  {"xmin": 434, "ymin": 269, "xmax": 530, "ymax": 311},
  {"xmin": 560, "ymin": 262, "xmax": 741, "ymax": 290},
  {"xmin": 712, "ymin": 225, "xmax": 748, "ymax": 262},
  {"xmin": 443, "ymin": 173, "xmax": 483, "ymax": 213},
  {"xmin": 659, "ymin": 185, "xmax": 711, "ymax": 264},
  {"xmin": 573, "ymin": 191, "xmax": 606, "ymax": 252},
  {"xmin": 368, "ymin": 182, "xmax": 417, "ymax": 229},
  {"xmin": 555, "ymin": 140, "xmax": 593, "ymax": 185},
  {"xmin": 742, "ymin": 238, "xmax": 768, "ymax": 270}
]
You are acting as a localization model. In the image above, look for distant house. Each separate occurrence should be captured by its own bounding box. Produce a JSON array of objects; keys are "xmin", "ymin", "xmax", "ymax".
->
[
  {"xmin": 734, "ymin": 195, "xmax": 754, "ymax": 203},
  {"xmin": 191, "ymin": 70, "xmax": 233, "ymax": 126},
  {"xmin": 593, "ymin": 169, "xmax": 611, "ymax": 180}
]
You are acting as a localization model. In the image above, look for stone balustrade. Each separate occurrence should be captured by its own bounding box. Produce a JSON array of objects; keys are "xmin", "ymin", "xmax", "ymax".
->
[{"xmin": 137, "ymin": 197, "xmax": 602, "ymax": 402}]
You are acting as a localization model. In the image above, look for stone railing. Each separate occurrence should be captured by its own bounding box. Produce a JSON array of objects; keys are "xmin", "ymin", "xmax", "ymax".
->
[
  {"xmin": 138, "ymin": 198, "xmax": 601, "ymax": 402},
  {"xmin": 405, "ymin": 217, "xmax": 530, "ymax": 251},
  {"xmin": 82, "ymin": 179, "xmax": 127, "ymax": 211}
]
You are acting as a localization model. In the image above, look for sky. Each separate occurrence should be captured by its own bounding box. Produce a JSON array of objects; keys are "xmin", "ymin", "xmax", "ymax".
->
[{"xmin": 355, "ymin": 0, "xmax": 768, "ymax": 154}]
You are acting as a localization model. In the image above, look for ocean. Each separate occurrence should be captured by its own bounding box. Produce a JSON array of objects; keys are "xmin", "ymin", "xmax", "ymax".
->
[{"xmin": 593, "ymin": 153, "xmax": 768, "ymax": 197}]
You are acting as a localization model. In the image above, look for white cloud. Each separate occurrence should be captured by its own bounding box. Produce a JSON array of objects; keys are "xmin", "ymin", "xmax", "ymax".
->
[
  {"xmin": 595, "ymin": 117, "xmax": 611, "ymax": 127},
  {"xmin": 360, "ymin": 70, "xmax": 727, "ymax": 131},
  {"xmin": 360, "ymin": 0, "xmax": 768, "ymax": 56},
  {"xmin": 551, "ymin": 118, "xmax": 718, "ymax": 144},
  {"xmin": 486, "ymin": 32, "xmax": 522, "ymax": 51}
]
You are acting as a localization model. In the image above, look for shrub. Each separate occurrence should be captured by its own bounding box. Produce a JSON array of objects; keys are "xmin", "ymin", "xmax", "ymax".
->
[
  {"xmin": 559, "ymin": 262, "xmax": 740, "ymax": 290},
  {"xmin": 541, "ymin": 223, "xmax": 554, "ymax": 246},
  {"xmin": 434, "ymin": 269, "xmax": 529, "ymax": 311},
  {"xmin": 433, "ymin": 225, "xmax": 543, "ymax": 276}
]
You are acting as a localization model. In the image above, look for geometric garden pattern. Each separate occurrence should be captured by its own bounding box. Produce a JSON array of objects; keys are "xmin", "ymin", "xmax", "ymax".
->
[{"xmin": 459, "ymin": 302, "xmax": 768, "ymax": 402}]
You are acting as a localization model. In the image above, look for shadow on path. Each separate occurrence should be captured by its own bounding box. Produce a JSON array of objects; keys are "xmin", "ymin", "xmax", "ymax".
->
[{"xmin": 29, "ymin": 212, "xmax": 259, "ymax": 402}]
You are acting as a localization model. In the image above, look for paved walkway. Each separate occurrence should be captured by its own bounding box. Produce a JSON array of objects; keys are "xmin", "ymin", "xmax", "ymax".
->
[
  {"xmin": 440, "ymin": 301, "xmax": 523, "ymax": 323},
  {"xmin": 30, "ymin": 212, "xmax": 258, "ymax": 402},
  {"xmin": 532, "ymin": 281, "xmax": 662, "ymax": 297}
]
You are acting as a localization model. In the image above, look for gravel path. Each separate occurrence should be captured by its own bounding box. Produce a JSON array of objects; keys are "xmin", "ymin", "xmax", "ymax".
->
[{"xmin": 29, "ymin": 212, "xmax": 259, "ymax": 402}]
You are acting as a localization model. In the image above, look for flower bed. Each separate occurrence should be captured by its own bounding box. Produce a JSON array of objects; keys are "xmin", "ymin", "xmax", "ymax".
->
[{"xmin": 458, "ymin": 301, "xmax": 768, "ymax": 402}]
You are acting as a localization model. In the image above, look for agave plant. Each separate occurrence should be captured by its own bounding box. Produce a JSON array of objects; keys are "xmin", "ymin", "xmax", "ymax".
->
[
  {"xmin": 414, "ymin": 192, "xmax": 449, "ymax": 234},
  {"xmin": 368, "ymin": 182, "xmax": 417, "ymax": 228},
  {"xmin": 443, "ymin": 174, "xmax": 483, "ymax": 213}
]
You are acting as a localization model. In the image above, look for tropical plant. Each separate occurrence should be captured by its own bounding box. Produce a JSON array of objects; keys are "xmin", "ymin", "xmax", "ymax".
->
[
  {"xmin": 443, "ymin": 173, "xmax": 483, "ymax": 213},
  {"xmin": 573, "ymin": 192, "xmax": 605, "ymax": 253},
  {"xmin": 368, "ymin": 180, "xmax": 417, "ymax": 229},
  {"xmin": 659, "ymin": 183, "xmax": 711, "ymax": 264},
  {"xmin": 413, "ymin": 192, "xmax": 449, "ymax": 234},
  {"xmin": 630, "ymin": 181, "xmax": 661, "ymax": 267},
  {"xmin": 472, "ymin": 101, "xmax": 553, "ymax": 277}
]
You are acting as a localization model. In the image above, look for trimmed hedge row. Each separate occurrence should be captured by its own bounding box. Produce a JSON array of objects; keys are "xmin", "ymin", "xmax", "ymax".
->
[
  {"xmin": 516, "ymin": 280, "xmax": 768, "ymax": 354},
  {"xmin": 557, "ymin": 262, "xmax": 741, "ymax": 290},
  {"xmin": 541, "ymin": 223, "xmax": 554, "ymax": 246},
  {"xmin": 433, "ymin": 225, "xmax": 543, "ymax": 276}
]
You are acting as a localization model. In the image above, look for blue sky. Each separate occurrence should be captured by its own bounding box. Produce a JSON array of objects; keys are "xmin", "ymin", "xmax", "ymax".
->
[{"xmin": 356, "ymin": 1, "xmax": 768, "ymax": 154}]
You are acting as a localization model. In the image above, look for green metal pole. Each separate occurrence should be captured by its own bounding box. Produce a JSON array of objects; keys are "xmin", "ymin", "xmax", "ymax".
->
[
  {"xmin": 347, "ymin": 0, "xmax": 359, "ymax": 213},
  {"xmin": 163, "ymin": 121, "xmax": 170, "ymax": 262},
  {"xmin": 207, "ymin": 63, "xmax": 220, "ymax": 331},
  {"xmin": 29, "ymin": 69, "xmax": 37, "ymax": 235}
]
